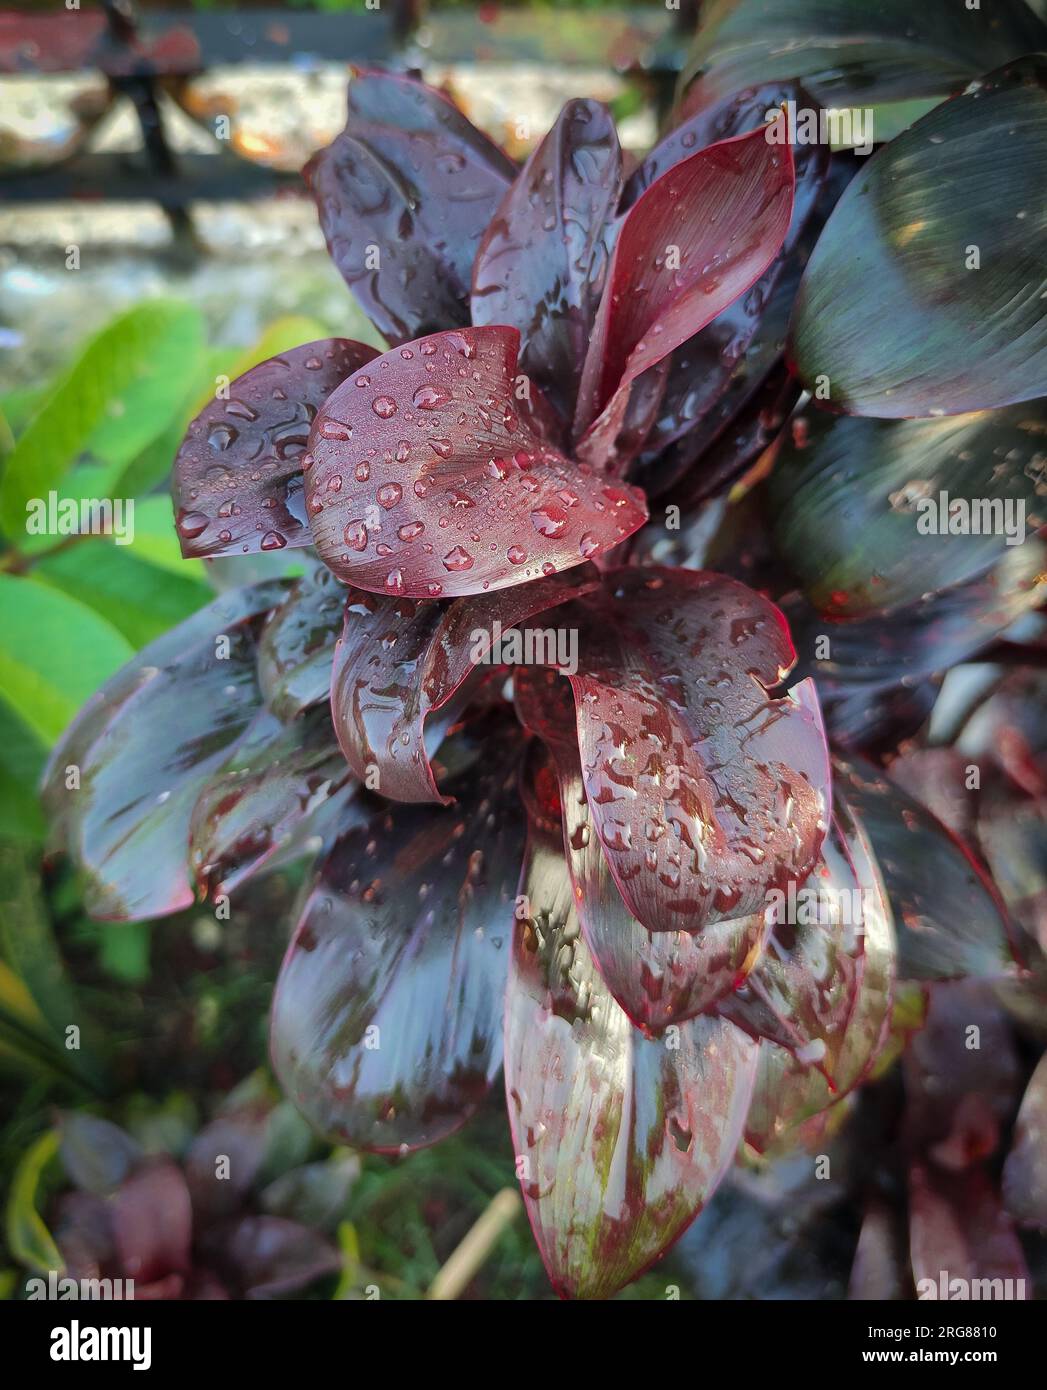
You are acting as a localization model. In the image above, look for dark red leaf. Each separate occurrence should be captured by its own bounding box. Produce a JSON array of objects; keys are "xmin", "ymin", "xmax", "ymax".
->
[
  {"xmin": 270, "ymin": 720, "xmax": 526, "ymax": 1153},
  {"xmin": 110, "ymin": 1159, "xmax": 193, "ymax": 1285},
  {"xmin": 184, "ymin": 1104, "xmax": 271, "ymax": 1220},
  {"xmin": 903, "ymin": 981, "xmax": 1020, "ymax": 1171},
  {"xmin": 202, "ymin": 1215, "xmax": 339, "ymax": 1299},
  {"xmin": 471, "ymin": 98, "xmax": 622, "ymax": 423},
  {"xmin": 42, "ymin": 583, "xmax": 288, "ymax": 921},
  {"xmin": 555, "ymin": 568, "xmax": 831, "ymax": 935},
  {"xmin": 1002, "ymin": 1053, "xmax": 1047, "ymax": 1230},
  {"xmin": 305, "ymin": 70, "xmax": 515, "ymax": 344},
  {"xmin": 331, "ymin": 567, "xmax": 596, "ymax": 805},
  {"xmin": 573, "ymin": 116, "xmax": 794, "ymax": 442},
  {"xmin": 516, "ymin": 670, "xmax": 766, "ymax": 1033},
  {"xmin": 188, "ymin": 707, "xmax": 354, "ymax": 898},
  {"xmin": 505, "ymin": 824, "xmax": 759, "ymax": 1298},
  {"xmin": 305, "ymin": 326, "xmax": 646, "ymax": 597},
  {"xmin": 173, "ymin": 340, "xmax": 379, "ymax": 560},
  {"xmin": 909, "ymin": 1163, "xmax": 1029, "ymax": 1299}
]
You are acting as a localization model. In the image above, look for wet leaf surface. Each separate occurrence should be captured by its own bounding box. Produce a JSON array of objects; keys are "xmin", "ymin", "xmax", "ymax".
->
[
  {"xmin": 306, "ymin": 326, "xmax": 647, "ymax": 597},
  {"xmin": 256, "ymin": 566, "xmax": 348, "ymax": 721},
  {"xmin": 472, "ymin": 98, "xmax": 622, "ymax": 424},
  {"xmin": 173, "ymin": 339, "xmax": 379, "ymax": 560},
  {"xmin": 305, "ymin": 70, "xmax": 515, "ymax": 344},
  {"xmin": 790, "ymin": 57, "xmax": 1047, "ymax": 416},
  {"xmin": 270, "ymin": 720, "xmax": 526, "ymax": 1153},
  {"xmin": 505, "ymin": 823, "xmax": 759, "ymax": 1298}
]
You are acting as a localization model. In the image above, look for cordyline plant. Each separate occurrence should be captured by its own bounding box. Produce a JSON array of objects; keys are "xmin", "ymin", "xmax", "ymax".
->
[{"xmin": 41, "ymin": 16, "xmax": 1047, "ymax": 1298}]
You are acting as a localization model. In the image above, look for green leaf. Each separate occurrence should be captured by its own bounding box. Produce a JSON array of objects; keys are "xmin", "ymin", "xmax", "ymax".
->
[
  {"xmin": 121, "ymin": 496, "xmax": 206, "ymax": 579},
  {"xmin": 789, "ymin": 57, "xmax": 1047, "ymax": 416},
  {"xmin": 34, "ymin": 539, "xmax": 211, "ymax": 648},
  {"xmin": 98, "ymin": 922, "xmax": 151, "ymax": 984},
  {"xmin": 0, "ymin": 575, "xmax": 134, "ymax": 745},
  {"xmin": 4, "ymin": 1131, "xmax": 64, "ymax": 1276},
  {"xmin": 0, "ymin": 702, "xmax": 46, "ymax": 843},
  {"xmin": 0, "ymin": 300, "xmax": 205, "ymax": 542},
  {"xmin": 681, "ymin": 0, "xmax": 1047, "ymax": 111}
]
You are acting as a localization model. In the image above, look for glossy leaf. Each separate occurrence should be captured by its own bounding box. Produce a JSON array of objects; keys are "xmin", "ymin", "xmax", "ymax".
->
[
  {"xmin": 305, "ymin": 326, "xmax": 646, "ymax": 597},
  {"xmin": 505, "ymin": 826, "xmax": 759, "ymax": 1299},
  {"xmin": 560, "ymin": 568, "xmax": 831, "ymax": 934},
  {"xmin": 574, "ymin": 117, "xmax": 794, "ymax": 438},
  {"xmin": 472, "ymin": 98, "xmax": 622, "ymax": 423},
  {"xmin": 790, "ymin": 57, "xmax": 1047, "ymax": 416},
  {"xmin": 257, "ymin": 566, "xmax": 347, "ymax": 722},
  {"xmin": 516, "ymin": 671, "xmax": 766, "ymax": 1033},
  {"xmin": 331, "ymin": 567, "xmax": 596, "ymax": 805},
  {"xmin": 1002, "ymin": 1053, "xmax": 1047, "ymax": 1229},
  {"xmin": 680, "ymin": 0, "xmax": 1047, "ymax": 112},
  {"xmin": 42, "ymin": 582, "xmax": 288, "ymax": 921},
  {"xmin": 835, "ymin": 759, "xmax": 1021, "ymax": 981},
  {"xmin": 173, "ymin": 339, "xmax": 379, "ymax": 560},
  {"xmin": 188, "ymin": 707, "xmax": 354, "ymax": 899},
  {"xmin": 769, "ymin": 402, "xmax": 1047, "ymax": 617},
  {"xmin": 305, "ymin": 70, "xmax": 515, "ymax": 345},
  {"xmin": 270, "ymin": 721, "xmax": 526, "ymax": 1153}
]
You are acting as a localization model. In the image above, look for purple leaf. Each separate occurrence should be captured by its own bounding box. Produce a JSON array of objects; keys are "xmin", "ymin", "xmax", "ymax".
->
[
  {"xmin": 42, "ymin": 582, "xmax": 288, "ymax": 920},
  {"xmin": 257, "ymin": 567, "xmax": 348, "ymax": 721},
  {"xmin": 560, "ymin": 568, "xmax": 831, "ymax": 935},
  {"xmin": 505, "ymin": 823, "xmax": 759, "ymax": 1298},
  {"xmin": 305, "ymin": 70, "xmax": 514, "ymax": 344},
  {"xmin": 184, "ymin": 1105, "xmax": 271, "ymax": 1220},
  {"xmin": 331, "ymin": 567, "xmax": 597, "ymax": 805},
  {"xmin": 471, "ymin": 98, "xmax": 622, "ymax": 423},
  {"xmin": 188, "ymin": 706, "xmax": 354, "ymax": 899},
  {"xmin": 58, "ymin": 1113, "xmax": 142, "ymax": 1197},
  {"xmin": 270, "ymin": 719, "xmax": 526, "ymax": 1152},
  {"xmin": 173, "ymin": 340, "xmax": 379, "ymax": 560},
  {"xmin": 202, "ymin": 1215, "xmax": 339, "ymax": 1299},
  {"xmin": 573, "ymin": 117, "xmax": 794, "ymax": 441},
  {"xmin": 305, "ymin": 326, "xmax": 646, "ymax": 597},
  {"xmin": 1002, "ymin": 1053, "xmax": 1047, "ymax": 1230},
  {"xmin": 515, "ymin": 672, "xmax": 766, "ymax": 1033}
]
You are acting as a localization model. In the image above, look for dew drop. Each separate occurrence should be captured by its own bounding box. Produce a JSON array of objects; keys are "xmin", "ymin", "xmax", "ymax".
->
[
  {"xmin": 442, "ymin": 545, "xmax": 474, "ymax": 572},
  {"xmin": 377, "ymin": 482, "xmax": 403, "ymax": 509},
  {"xmin": 372, "ymin": 396, "xmax": 397, "ymax": 419}
]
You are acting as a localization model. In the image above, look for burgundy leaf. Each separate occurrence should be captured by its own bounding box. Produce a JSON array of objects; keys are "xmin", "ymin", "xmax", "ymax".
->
[
  {"xmin": 184, "ymin": 1105, "xmax": 271, "ymax": 1220},
  {"xmin": 110, "ymin": 1158, "xmax": 193, "ymax": 1285},
  {"xmin": 202, "ymin": 1215, "xmax": 339, "ymax": 1299},
  {"xmin": 559, "ymin": 568, "xmax": 831, "ymax": 935},
  {"xmin": 305, "ymin": 70, "xmax": 515, "ymax": 344},
  {"xmin": 505, "ymin": 824, "xmax": 759, "ymax": 1298},
  {"xmin": 1002, "ymin": 1053, "xmax": 1047, "ymax": 1230},
  {"xmin": 573, "ymin": 116, "xmax": 794, "ymax": 441},
  {"xmin": 270, "ymin": 719, "xmax": 526, "ymax": 1152},
  {"xmin": 173, "ymin": 340, "xmax": 379, "ymax": 560},
  {"xmin": 188, "ymin": 706, "xmax": 354, "ymax": 898},
  {"xmin": 257, "ymin": 567, "xmax": 348, "ymax": 721},
  {"xmin": 835, "ymin": 758, "xmax": 1023, "ymax": 982},
  {"xmin": 516, "ymin": 670, "xmax": 766, "ymax": 1033},
  {"xmin": 909, "ymin": 1163, "xmax": 1029, "ymax": 1300},
  {"xmin": 903, "ymin": 981, "xmax": 1020, "ymax": 1171},
  {"xmin": 42, "ymin": 582, "xmax": 288, "ymax": 920},
  {"xmin": 54, "ymin": 1191, "xmax": 118, "ymax": 1285},
  {"xmin": 471, "ymin": 98, "xmax": 622, "ymax": 423},
  {"xmin": 331, "ymin": 567, "xmax": 597, "ymax": 805},
  {"xmin": 305, "ymin": 326, "xmax": 646, "ymax": 597}
]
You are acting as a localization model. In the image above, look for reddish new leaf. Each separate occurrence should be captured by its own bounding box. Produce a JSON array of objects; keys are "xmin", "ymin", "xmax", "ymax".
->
[
  {"xmin": 573, "ymin": 116, "xmax": 794, "ymax": 439},
  {"xmin": 909, "ymin": 1163, "xmax": 1029, "ymax": 1300},
  {"xmin": 305, "ymin": 326, "xmax": 646, "ymax": 597},
  {"xmin": 110, "ymin": 1159, "xmax": 193, "ymax": 1286},
  {"xmin": 305, "ymin": 70, "xmax": 515, "ymax": 344},
  {"xmin": 331, "ymin": 567, "xmax": 596, "ymax": 804},
  {"xmin": 561, "ymin": 568, "xmax": 831, "ymax": 935},
  {"xmin": 270, "ymin": 721, "xmax": 526, "ymax": 1153},
  {"xmin": 173, "ymin": 340, "xmax": 378, "ymax": 560},
  {"xmin": 505, "ymin": 825, "xmax": 759, "ymax": 1298},
  {"xmin": 471, "ymin": 98, "xmax": 622, "ymax": 422}
]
